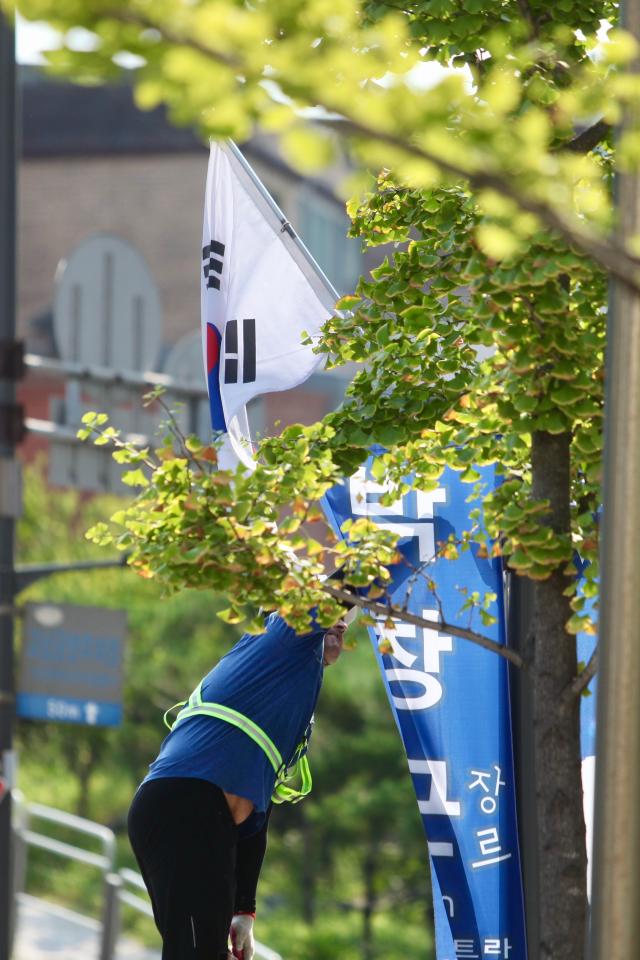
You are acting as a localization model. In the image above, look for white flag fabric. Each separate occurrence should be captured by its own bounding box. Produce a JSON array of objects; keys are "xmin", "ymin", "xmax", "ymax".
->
[{"xmin": 200, "ymin": 140, "xmax": 337, "ymax": 468}]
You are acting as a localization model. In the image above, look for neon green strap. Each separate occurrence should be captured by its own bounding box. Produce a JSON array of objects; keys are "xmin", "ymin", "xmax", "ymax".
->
[
  {"xmin": 273, "ymin": 754, "xmax": 312, "ymax": 804},
  {"xmin": 166, "ymin": 681, "xmax": 312, "ymax": 803},
  {"xmin": 163, "ymin": 700, "xmax": 187, "ymax": 730},
  {"xmin": 174, "ymin": 703, "xmax": 283, "ymax": 777}
]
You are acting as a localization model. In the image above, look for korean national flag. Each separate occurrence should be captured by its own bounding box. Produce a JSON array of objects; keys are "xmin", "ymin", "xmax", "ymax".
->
[{"xmin": 201, "ymin": 140, "xmax": 337, "ymax": 468}]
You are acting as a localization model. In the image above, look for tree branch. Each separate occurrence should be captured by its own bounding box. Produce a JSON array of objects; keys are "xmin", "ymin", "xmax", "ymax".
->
[
  {"xmin": 104, "ymin": 10, "xmax": 640, "ymax": 295},
  {"xmin": 369, "ymin": 0, "xmax": 415, "ymax": 14},
  {"xmin": 562, "ymin": 119, "xmax": 611, "ymax": 153},
  {"xmin": 106, "ymin": 8, "xmax": 239, "ymax": 68},
  {"xmin": 326, "ymin": 115, "xmax": 640, "ymax": 295},
  {"xmin": 324, "ymin": 583, "xmax": 525, "ymax": 669},
  {"xmin": 516, "ymin": 0, "xmax": 539, "ymax": 40},
  {"xmin": 569, "ymin": 646, "xmax": 598, "ymax": 697}
]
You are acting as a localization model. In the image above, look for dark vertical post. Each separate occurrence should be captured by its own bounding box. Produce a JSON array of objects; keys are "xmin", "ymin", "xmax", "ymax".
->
[
  {"xmin": 99, "ymin": 874, "xmax": 122, "ymax": 960},
  {"xmin": 590, "ymin": 2, "xmax": 640, "ymax": 957},
  {"xmin": 0, "ymin": 11, "xmax": 18, "ymax": 960},
  {"xmin": 507, "ymin": 572, "xmax": 539, "ymax": 959}
]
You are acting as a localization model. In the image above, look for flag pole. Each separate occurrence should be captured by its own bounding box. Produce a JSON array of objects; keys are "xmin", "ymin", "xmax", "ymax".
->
[{"xmin": 223, "ymin": 140, "xmax": 342, "ymax": 308}]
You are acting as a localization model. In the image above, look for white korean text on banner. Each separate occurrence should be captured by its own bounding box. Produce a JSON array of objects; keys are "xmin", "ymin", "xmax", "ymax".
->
[
  {"xmin": 201, "ymin": 141, "xmax": 335, "ymax": 468},
  {"xmin": 322, "ymin": 458, "xmax": 527, "ymax": 960}
]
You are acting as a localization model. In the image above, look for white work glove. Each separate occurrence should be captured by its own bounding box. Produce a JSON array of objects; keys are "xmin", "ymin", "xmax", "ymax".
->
[{"xmin": 230, "ymin": 912, "xmax": 255, "ymax": 960}]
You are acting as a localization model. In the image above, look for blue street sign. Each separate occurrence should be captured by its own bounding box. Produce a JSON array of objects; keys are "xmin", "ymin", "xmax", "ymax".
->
[
  {"xmin": 17, "ymin": 603, "xmax": 126, "ymax": 728},
  {"xmin": 15, "ymin": 694, "xmax": 122, "ymax": 727}
]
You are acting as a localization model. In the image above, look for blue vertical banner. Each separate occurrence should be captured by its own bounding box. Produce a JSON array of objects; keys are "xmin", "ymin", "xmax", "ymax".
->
[
  {"xmin": 577, "ymin": 597, "xmax": 597, "ymax": 897},
  {"xmin": 322, "ymin": 459, "xmax": 527, "ymax": 960}
]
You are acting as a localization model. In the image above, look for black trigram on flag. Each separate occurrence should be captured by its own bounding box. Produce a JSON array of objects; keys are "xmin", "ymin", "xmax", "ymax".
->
[
  {"xmin": 202, "ymin": 240, "xmax": 225, "ymax": 290},
  {"xmin": 224, "ymin": 318, "xmax": 256, "ymax": 384}
]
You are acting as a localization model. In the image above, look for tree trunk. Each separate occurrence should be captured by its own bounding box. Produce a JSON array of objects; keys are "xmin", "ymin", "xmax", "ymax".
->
[
  {"xmin": 300, "ymin": 810, "xmax": 316, "ymax": 925},
  {"xmin": 63, "ymin": 737, "xmax": 99, "ymax": 819},
  {"xmin": 362, "ymin": 842, "xmax": 377, "ymax": 960},
  {"xmin": 76, "ymin": 756, "xmax": 92, "ymax": 820},
  {"xmin": 530, "ymin": 430, "xmax": 588, "ymax": 960}
]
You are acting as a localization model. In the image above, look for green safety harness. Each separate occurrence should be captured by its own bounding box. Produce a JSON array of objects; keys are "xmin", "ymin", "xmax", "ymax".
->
[{"xmin": 163, "ymin": 680, "xmax": 312, "ymax": 804}]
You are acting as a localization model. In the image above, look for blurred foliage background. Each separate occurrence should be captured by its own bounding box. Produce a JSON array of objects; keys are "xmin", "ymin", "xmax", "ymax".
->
[{"xmin": 15, "ymin": 462, "xmax": 432, "ymax": 960}]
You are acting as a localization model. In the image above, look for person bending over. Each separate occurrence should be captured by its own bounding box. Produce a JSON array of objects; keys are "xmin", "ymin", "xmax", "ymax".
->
[{"xmin": 128, "ymin": 610, "xmax": 348, "ymax": 960}]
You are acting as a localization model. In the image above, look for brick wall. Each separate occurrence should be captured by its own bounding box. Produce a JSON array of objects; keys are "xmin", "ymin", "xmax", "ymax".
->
[
  {"xmin": 18, "ymin": 151, "xmax": 209, "ymax": 355},
  {"xmin": 18, "ymin": 148, "xmax": 329, "ymax": 358}
]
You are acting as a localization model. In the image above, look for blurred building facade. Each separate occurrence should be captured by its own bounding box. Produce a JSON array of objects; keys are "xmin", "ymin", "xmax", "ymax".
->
[{"xmin": 17, "ymin": 70, "xmax": 370, "ymax": 486}]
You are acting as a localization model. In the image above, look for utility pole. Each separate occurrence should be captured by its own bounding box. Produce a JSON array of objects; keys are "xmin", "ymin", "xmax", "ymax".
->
[
  {"xmin": 0, "ymin": 11, "xmax": 22, "ymax": 960},
  {"xmin": 589, "ymin": 2, "xmax": 640, "ymax": 958}
]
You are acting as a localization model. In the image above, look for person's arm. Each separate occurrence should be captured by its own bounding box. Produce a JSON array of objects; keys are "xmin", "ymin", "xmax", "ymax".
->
[
  {"xmin": 234, "ymin": 809, "xmax": 271, "ymax": 913},
  {"xmin": 230, "ymin": 812, "xmax": 271, "ymax": 960}
]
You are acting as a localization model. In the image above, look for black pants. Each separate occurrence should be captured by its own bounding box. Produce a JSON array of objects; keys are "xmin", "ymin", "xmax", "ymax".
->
[{"xmin": 128, "ymin": 777, "xmax": 237, "ymax": 960}]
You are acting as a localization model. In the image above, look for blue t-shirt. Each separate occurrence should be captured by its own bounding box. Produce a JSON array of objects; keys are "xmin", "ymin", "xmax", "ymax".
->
[{"xmin": 145, "ymin": 613, "xmax": 326, "ymax": 818}]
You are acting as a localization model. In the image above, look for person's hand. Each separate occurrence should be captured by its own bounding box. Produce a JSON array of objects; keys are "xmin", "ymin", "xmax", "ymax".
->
[{"xmin": 230, "ymin": 912, "xmax": 255, "ymax": 960}]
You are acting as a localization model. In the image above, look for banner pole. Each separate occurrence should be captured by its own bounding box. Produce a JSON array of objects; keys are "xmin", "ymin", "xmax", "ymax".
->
[
  {"xmin": 589, "ymin": 1, "xmax": 640, "ymax": 956},
  {"xmin": 507, "ymin": 573, "xmax": 539, "ymax": 959}
]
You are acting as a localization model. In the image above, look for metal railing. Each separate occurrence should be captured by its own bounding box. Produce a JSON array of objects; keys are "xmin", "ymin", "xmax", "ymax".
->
[
  {"xmin": 11, "ymin": 792, "xmax": 282, "ymax": 960},
  {"xmin": 102, "ymin": 866, "xmax": 283, "ymax": 960},
  {"xmin": 18, "ymin": 798, "xmax": 117, "ymax": 871},
  {"xmin": 11, "ymin": 791, "xmax": 117, "ymax": 958}
]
